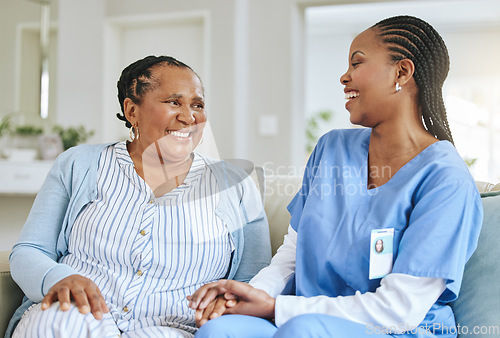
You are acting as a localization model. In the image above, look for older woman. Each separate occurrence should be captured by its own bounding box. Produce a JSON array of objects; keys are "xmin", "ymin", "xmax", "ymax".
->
[{"xmin": 7, "ymin": 55, "xmax": 270, "ymax": 337}]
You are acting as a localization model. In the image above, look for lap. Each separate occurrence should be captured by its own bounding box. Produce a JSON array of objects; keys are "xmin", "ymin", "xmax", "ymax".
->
[
  {"xmin": 13, "ymin": 302, "xmax": 196, "ymax": 338},
  {"xmin": 195, "ymin": 314, "xmax": 396, "ymax": 338},
  {"xmin": 195, "ymin": 314, "xmax": 277, "ymax": 338},
  {"xmin": 122, "ymin": 326, "xmax": 195, "ymax": 338},
  {"xmin": 274, "ymin": 314, "xmax": 395, "ymax": 337},
  {"xmin": 12, "ymin": 302, "xmax": 119, "ymax": 338}
]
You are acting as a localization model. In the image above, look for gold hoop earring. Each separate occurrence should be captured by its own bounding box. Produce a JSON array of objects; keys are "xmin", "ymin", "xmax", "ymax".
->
[
  {"xmin": 129, "ymin": 125, "xmax": 139, "ymax": 141},
  {"xmin": 129, "ymin": 126, "xmax": 135, "ymax": 141}
]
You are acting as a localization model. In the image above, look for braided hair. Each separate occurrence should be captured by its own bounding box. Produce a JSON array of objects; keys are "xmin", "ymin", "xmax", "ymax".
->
[
  {"xmin": 372, "ymin": 15, "xmax": 454, "ymax": 144},
  {"xmin": 116, "ymin": 55, "xmax": 199, "ymax": 128}
]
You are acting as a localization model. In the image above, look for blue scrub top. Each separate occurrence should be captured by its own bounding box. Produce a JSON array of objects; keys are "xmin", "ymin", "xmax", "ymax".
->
[{"xmin": 287, "ymin": 128, "xmax": 483, "ymax": 336}]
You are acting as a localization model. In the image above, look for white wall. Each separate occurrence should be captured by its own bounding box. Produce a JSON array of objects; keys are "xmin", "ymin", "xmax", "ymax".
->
[
  {"xmin": 1, "ymin": 0, "xmax": 499, "ymax": 250},
  {"xmin": 303, "ymin": 0, "xmax": 500, "ymax": 181},
  {"xmin": 5, "ymin": 0, "xmax": 499, "ymax": 170}
]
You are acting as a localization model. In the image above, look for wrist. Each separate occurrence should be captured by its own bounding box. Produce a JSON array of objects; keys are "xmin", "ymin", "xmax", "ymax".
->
[{"xmin": 264, "ymin": 297, "xmax": 276, "ymax": 319}]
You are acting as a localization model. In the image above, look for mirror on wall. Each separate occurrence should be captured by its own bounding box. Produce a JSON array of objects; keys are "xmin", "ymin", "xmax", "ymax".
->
[{"xmin": 1, "ymin": 1, "xmax": 58, "ymax": 126}]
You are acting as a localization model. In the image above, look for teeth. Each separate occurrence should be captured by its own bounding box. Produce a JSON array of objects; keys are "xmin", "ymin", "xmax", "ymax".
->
[
  {"xmin": 167, "ymin": 130, "xmax": 191, "ymax": 138},
  {"xmin": 345, "ymin": 91, "xmax": 359, "ymax": 100}
]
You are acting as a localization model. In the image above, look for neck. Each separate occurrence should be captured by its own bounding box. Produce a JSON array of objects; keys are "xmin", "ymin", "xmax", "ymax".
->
[
  {"xmin": 368, "ymin": 99, "xmax": 437, "ymax": 162},
  {"xmin": 127, "ymin": 140, "xmax": 194, "ymax": 195}
]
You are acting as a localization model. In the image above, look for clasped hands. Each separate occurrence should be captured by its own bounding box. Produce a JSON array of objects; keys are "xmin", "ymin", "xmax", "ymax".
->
[{"xmin": 187, "ymin": 279, "xmax": 276, "ymax": 327}]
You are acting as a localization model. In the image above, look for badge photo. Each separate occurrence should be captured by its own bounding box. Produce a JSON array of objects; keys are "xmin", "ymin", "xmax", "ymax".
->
[{"xmin": 369, "ymin": 228, "xmax": 394, "ymax": 280}]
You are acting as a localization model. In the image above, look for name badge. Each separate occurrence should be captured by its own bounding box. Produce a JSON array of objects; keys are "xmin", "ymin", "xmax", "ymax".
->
[{"xmin": 369, "ymin": 228, "xmax": 394, "ymax": 280}]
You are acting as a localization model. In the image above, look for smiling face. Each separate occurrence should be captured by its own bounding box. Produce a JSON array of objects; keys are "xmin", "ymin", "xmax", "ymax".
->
[
  {"xmin": 125, "ymin": 64, "xmax": 206, "ymax": 164},
  {"xmin": 340, "ymin": 28, "xmax": 399, "ymax": 127}
]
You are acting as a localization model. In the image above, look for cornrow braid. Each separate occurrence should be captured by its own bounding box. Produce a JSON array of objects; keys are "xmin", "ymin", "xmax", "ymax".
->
[
  {"xmin": 116, "ymin": 55, "xmax": 196, "ymax": 128},
  {"xmin": 372, "ymin": 15, "xmax": 454, "ymax": 145}
]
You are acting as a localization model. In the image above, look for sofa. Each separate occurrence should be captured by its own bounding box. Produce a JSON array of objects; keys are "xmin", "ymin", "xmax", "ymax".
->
[{"xmin": 1, "ymin": 174, "xmax": 499, "ymax": 337}]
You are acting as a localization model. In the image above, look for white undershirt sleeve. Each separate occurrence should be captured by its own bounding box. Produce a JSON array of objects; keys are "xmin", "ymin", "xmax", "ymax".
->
[
  {"xmin": 248, "ymin": 225, "xmax": 447, "ymax": 334},
  {"xmin": 249, "ymin": 224, "xmax": 297, "ymax": 297},
  {"xmin": 275, "ymin": 273, "xmax": 446, "ymax": 333}
]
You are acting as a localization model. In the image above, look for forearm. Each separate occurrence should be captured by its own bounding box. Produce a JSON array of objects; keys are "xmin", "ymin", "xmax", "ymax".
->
[
  {"xmin": 9, "ymin": 156, "xmax": 74, "ymax": 301},
  {"xmin": 274, "ymin": 273, "xmax": 446, "ymax": 333},
  {"xmin": 250, "ymin": 225, "xmax": 296, "ymax": 297},
  {"xmin": 10, "ymin": 247, "xmax": 78, "ymax": 302}
]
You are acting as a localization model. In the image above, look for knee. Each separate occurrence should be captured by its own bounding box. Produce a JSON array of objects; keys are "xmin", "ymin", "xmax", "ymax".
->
[
  {"xmin": 274, "ymin": 314, "xmax": 316, "ymax": 338},
  {"xmin": 274, "ymin": 313, "xmax": 348, "ymax": 338},
  {"xmin": 14, "ymin": 302, "xmax": 108, "ymax": 338},
  {"xmin": 195, "ymin": 316, "xmax": 238, "ymax": 338},
  {"xmin": 196, "ymin": 314, "xmax": 276, "ymax": 338}
]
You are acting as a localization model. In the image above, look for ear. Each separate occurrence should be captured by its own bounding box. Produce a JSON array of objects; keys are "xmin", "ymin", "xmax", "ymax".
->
[
  {"xmin": 396, "ymin": 59, "xmax": 415, "ymax": 86},
  {"xmin": 123, "ymin": 98, "xmax": 138, "ymax": 126}
]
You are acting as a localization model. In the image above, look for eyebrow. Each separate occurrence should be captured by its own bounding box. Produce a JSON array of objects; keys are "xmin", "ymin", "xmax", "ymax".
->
[
  {"xmin": 350, "ymin": 50, "xmax": 365, "ymax": 60},
  {"xmin": 166, "ymin": 93, "xmax": 182, "ymax": 99},
  {"xmin": 165, "ymin": 93, "xmax": 204, "ymax": 102}
]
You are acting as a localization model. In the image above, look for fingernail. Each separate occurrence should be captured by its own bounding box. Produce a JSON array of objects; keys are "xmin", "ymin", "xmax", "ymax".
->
[
  {"xmin": 41, "ymin": 303, "xmax": 48, "ymax": 310},
  {"xmin": 95, "ymin": 311, "xmax": 102, "ymax": 319},
  {"xmin": 210, "ymin": 313, "xmax": 219, "ymax": 319},
  {"xmin": 60, "ymin": 303, "xmax": 69, "ymax": 311},
  {"xmin": 81, "ymin": 305, "xmax": 90, "ymax": 313}
]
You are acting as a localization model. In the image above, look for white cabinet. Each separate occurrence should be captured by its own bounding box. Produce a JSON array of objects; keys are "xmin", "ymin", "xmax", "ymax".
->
[{"xmin": 0, "ymin": 160, "xmax": 53, "ymax": 195}]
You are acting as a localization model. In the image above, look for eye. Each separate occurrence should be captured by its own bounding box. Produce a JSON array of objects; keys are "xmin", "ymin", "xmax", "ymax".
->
[
  {"xmin": 165, "ymin": 100, "xmax": 179, "ymax": 106},
  {"xmin": 351, "ymin": 62, "xmax": 361, "ymax": 68},
  {"xmin": 193, "ymin": 103, "xmax": 204, "ymax": 109}
]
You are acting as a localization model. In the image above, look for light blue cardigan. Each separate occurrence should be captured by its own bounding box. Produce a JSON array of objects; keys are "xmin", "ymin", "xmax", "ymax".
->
[{"xmin": 6, "ymin": 143, "xmax": 271, "ymax": 337}]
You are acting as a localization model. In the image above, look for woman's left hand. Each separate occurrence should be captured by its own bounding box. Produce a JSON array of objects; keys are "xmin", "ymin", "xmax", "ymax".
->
[
  {"xmin": 188, "ymin": 280, "xmax": 275, "ymax": 321},
  {"xmin": 193, "ymin": 295, "xmax": 230, "ymax": 327}
]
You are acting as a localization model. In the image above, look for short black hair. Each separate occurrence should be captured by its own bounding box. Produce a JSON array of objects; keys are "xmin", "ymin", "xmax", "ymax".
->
[{"xmin": 116, "ymin": 55, "xmax": 199, "ymax": 128}]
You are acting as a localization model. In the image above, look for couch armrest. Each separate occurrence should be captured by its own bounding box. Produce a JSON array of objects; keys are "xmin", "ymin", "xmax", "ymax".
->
[{"xmin": 0, "ymin": 251, "xmax": 24, "ymax": 336}]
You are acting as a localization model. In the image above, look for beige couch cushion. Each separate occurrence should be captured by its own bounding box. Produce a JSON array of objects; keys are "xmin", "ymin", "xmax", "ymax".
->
[
  {"xmin": 263, "ymin": 175, "xmax": 302, "ymax": 255},
  {"xmin": 0, "ymin": 251, "xmax": 23, "ymax": 336}
]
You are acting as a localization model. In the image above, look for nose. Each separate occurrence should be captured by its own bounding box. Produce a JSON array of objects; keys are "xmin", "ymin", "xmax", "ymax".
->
[
  {"xmin": 340, "ymin": 70, "xmax": 350, "ymax": 85},
  {"xmin": 177, "ymin": 107, "xmax": 196, "ymax": 125}
]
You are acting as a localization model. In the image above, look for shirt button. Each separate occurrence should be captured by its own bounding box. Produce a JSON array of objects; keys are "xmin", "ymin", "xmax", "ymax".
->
[
  {"xmin": 123, "ymin": 306, "xmax": 129, "ymax": 312},
  {"xmin": 137, "ymin": 270, "xmax": 143, "ymax": 276},
  {"xmin": 140, "ymin": 230, "xmax": 146, "ymax": 236},
  {"xmin": 148, "ymin": 199, "xmax": 154, "ymax": 204}
]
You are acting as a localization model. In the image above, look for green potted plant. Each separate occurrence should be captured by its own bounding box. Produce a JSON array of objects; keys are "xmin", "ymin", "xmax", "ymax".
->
[
  {"xmin": 53, "ymin": 125, "xmax": 94, "ymax": 150},
  {"xmin": 0, "ymin": 115, "xmax": 12, "ymax": 137},
  {"xmin": 12, "ymin": 125, "xmax": 43, "ymax": 149},
  {"xmin": 306, "ymin": 110, "xmax": 333, "ymax": 154},
  {"xmin": 0, "ymin": 115, "xmax": 13, "ymax": 159}
]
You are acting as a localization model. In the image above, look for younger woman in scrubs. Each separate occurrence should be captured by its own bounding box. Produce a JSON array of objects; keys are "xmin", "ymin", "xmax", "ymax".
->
[{"xmin": 188, "ymin": 15, "xmax": 483, "ymax": 337}]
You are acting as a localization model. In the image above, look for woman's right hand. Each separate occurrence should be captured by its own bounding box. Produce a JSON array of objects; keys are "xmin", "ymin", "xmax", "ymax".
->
[
  {"xmin": 188, "ymin": 279, "xmax": 275, "ymax": 321},
  {"xmin": 41, "ymin": 274, "xmax": 109, "ymax": 320}
]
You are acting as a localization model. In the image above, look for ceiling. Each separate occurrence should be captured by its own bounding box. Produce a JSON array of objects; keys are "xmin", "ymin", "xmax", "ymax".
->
[{"xmin": 307, "ymin": 0, "xmax": 500, "ymax": 35}]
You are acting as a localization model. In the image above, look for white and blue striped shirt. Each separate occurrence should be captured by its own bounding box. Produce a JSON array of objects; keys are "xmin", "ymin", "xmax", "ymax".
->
[{"xmin": 60, "ymin": 141, "xmax": 233, "ymax": 334}]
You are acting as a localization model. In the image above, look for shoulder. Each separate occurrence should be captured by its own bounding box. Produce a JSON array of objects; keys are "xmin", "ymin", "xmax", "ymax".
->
[
  {"xmin": 53, "ymin": 143, "xmax": 116, "ymax": 174},
  {"xmin": 413, "ymin": 141, "xmax": 479, "ymax": 200},
  {"xmin": 420, "ymin": 141, "xmax": 472, "ymax": 181}
]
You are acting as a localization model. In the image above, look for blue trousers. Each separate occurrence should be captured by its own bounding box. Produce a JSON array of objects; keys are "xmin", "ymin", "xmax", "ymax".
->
[{"xmin": 195, "ymin": 314, "xmax": 395, "ymax": 338}]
